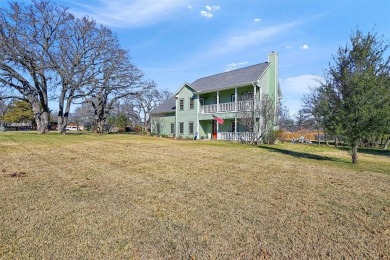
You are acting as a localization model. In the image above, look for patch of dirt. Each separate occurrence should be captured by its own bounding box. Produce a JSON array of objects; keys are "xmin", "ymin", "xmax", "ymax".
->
[{"xmin": 6, "ymin": 172, "xmax": 27, "ymax": 178}]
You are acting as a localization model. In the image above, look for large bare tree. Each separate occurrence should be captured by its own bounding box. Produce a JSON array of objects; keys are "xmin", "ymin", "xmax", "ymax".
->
[
  {"xmin": 86, "ymin": 48, "xmax": 145, "ymax": 133},
  {"xmin": 0, "ymin": 1, "xmax": 72, "ymax": 133},
  {"xmin": 127, "ymin": 82, "xmax": 171, "ymax": 131},
  {"xmin": 53, "ymin": 17, "xmax": 116, "ymax": 134}
]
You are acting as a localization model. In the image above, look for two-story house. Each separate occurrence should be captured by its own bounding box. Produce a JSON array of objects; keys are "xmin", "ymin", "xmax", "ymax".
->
[{"xmin": 151, "ymin": 52, "xmax": 281, "ymax": 141}]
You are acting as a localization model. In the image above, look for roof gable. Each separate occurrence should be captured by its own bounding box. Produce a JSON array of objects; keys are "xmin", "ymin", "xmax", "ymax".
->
[
  {"xmin": 190, "ymin": 62, "xmax": 269, "ymax": 93},
  {"xmin": 174, "ymin": 83, "xmax": 197, "ymax": 96}
]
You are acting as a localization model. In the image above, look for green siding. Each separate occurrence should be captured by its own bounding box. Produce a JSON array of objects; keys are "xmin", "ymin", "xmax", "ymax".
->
[
  {"xmin": 152, "ymin": 52, "xmax": 279, "ymax": 141},
  {"xmin": 176, "ymin": 85, "xmax": 198, "ymax": 138},
  {"xmin": 151, "ymin": 112, "xmax": 175, "ymax": 137}
]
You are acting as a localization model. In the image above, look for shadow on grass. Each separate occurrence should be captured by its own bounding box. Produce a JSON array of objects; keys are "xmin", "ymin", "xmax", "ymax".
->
[
  {"xmin": 259, "ymin": 145, "xmax": 348, "ymax": 163},
  {"xmin": 337, "ymin": 146, "xmax": 390, "ymax": 157}
]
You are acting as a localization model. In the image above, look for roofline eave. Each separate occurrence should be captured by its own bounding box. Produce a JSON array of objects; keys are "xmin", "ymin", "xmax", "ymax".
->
[{"xmin": 194, "ymin": 81, "xmax": 258, "ymax": 95}]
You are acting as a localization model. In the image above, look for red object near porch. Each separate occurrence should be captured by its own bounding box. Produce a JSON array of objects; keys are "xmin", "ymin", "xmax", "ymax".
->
[{"xmin": 212, "ymin": 114, "xmax": 224, "ymax": 124}]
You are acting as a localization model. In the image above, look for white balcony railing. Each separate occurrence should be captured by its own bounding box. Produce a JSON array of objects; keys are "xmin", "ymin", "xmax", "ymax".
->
[
  {"xmin": 200, "ymin": 100, "xmax": 254, "ymax": 114},
  {"xmin": 217, "ymin": 132, "xmax": 256, "ymax": 141}
]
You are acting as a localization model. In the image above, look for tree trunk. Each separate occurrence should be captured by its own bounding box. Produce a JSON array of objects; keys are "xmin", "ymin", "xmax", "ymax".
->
[
  {"xmin": 32, "ymin": 102, "xmax": 49, "ymax": 134},
  {"xmin": 351, "ymin": 144, "xmax": 358, "ymax": 164},
  {"xmin": 325, "ymin": 131, "xmax": 329, "ymax": 146},
  {"xmin": 384, "ymin": 136, "xmax": 390, "ymax": 150},
  {"xmin": 317, "ymin": 129, "xmax": 320, "ymax": 147},
  {"xmin": 335, "ymin": 136, "xmax": 339, "ymax": 148}
]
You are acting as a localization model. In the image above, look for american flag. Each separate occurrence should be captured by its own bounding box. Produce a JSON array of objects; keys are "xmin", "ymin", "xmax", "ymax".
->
[{"xmin": 212, "ymin": 114, "xmax": 224, "ymax": 124}]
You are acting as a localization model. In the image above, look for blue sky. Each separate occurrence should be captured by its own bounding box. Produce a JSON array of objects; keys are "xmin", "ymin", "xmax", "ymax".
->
[{"xmin": 2, "ymin": 0, "xmax": 389, "ymax": 115}]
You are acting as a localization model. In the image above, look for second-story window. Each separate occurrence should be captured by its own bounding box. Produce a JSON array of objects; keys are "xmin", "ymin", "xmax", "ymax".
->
[
  {"xmin": 189, "ymin": 98, "xmax": 194, "ymax": 109},
  {"xmin": 179, "ymin": 99, "xmax": 184, "ymax": 110}
]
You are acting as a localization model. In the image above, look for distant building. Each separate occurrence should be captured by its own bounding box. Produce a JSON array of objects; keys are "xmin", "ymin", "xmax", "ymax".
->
[{"xmin": 66, "ymin": 123, "xmax": 85, "ymax": 131}]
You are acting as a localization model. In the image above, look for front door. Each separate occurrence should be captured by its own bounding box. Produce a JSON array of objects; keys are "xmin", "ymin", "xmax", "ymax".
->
[{"xmin": 212, "ymin": 120, "xmax": 217, "ymax": 139}]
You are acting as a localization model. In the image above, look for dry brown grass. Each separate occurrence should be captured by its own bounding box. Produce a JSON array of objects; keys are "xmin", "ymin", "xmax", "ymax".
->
[{"xmin": 0, "ymin": 132, "xmax": 389, "ymax": 259}]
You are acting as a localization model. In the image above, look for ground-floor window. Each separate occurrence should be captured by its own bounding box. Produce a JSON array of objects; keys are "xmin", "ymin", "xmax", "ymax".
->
[
  {"xmin": 179, "ymin": 122, "xmax": 184, "ymax": 134},
  {"xmin": 189, "ymin": 122, "xmax": 194, "ymax": 134},
  {"xmin": 170, "ymin": 123, "xmax": 174, "ymax": 134}
]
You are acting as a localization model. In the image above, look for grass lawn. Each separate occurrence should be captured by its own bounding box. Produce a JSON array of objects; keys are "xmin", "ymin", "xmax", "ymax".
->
[{"xmin": 0, "ymin": 132, "xmax": 389, "ymax": 258}]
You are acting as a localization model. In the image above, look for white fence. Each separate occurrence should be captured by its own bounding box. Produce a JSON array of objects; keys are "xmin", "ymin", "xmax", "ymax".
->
[{"xmin": 217, "ymin": 132, "xmax": 256, "ymax": 141}]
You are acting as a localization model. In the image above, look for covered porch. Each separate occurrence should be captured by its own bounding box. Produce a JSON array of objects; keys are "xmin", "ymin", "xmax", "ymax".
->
[{"xmin": 198, "ymin": 118, "xmax": 257, "ymax": 141}]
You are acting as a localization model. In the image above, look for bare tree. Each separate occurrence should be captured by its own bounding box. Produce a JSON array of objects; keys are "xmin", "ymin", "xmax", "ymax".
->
[
  {"xmin": 86, "ymin": 48, "xmax": 145, "ymax": 133},
  {"xmin": 0, "ymin": 1, "xmax": 72, "ymax": 133},
  {"xmin": 128, "ymin": 82, "xmax": 172, "ymax": 132},
  {"xmin": 238, "ymin": 93, "xmax": 283, "ymax": 145},
  {"xmin": 53, "ymin": 17, "xmax": 117, "ymax": 134},
  {"xmin": 72, "ymin": 103, "xmax": 95, "ymax": 126}
]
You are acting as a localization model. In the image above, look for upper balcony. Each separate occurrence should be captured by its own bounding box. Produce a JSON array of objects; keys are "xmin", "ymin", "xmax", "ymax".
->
[{"xmin": 200, "ymin": 100, "xmax": 254, "ymax": 114}]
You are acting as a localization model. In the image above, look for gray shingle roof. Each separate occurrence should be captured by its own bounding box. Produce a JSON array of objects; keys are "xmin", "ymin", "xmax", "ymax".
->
[
  {"xmin": 190, "ymin": 62, "xmax": 269, "ymax": 92},
  {"xmin": 150, "ymin": 97, "xmax": 176, "ymax": 114},
  {"xmin": 151, "ymin": 62, "xmax": 270, "ymax": 114}
]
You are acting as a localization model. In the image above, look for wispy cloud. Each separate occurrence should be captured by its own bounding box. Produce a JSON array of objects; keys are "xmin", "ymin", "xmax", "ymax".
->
[
  {"xmin": 280, "ymin": 74, "xmax": 323, "ymax": 114},
  {"xmin": 253, "ymin": 18, "xmax": 261, "ymax": 23},
  {"xmin": 225, "ymin": 62, "xmax": 248, "ymax": 71},
  {"xmin": 68, "ymin": 0, "xmax": 191, "ymax": 28},
  {"xmin": 200, "ymin": 5, "xmax": 220, "ymax": 18},
  {"xmin": 299, "ymin": 44, "xmax": 310, "ymax": 49},
  {"xmin": 205, "ymin": 5, "xmax": 220, "ymax": 11},
  {"xmin": 209, "ymin": 21, "xmax": 299, "ymax": 55}
]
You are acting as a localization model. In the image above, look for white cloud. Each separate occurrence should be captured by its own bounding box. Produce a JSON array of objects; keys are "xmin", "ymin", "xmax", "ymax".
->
[
  {"xmin": 200, "ymin": 10, "xmax": 213, "ymax": 18},
  {"xmin": 200, "ymin": 5, "xmax": 220, "ymax": 18},
  {"xmin": 285, "ymin": 45, "xmax": 293, "ymax": 49},
  {"xmin": 254, "ymin": 18, "xmax": 262, "ymax": 23},
  {"xmin": 205, "ymin": 5, "xmax": 220, "ymax": 11},
  {"xmin": 209, "ymin": 21, "xmax": 299, "ymax": 55},
  {"xmin": 68, "ymin": 0, "xmax": 191, "ymax": 28},
  {"xmin": 299, "ymin": 44, "xmax": 310, "ymax": 49},
  {"xmin": 225, "ymin": 62, "xmax": 248, "ymax": 71},
  {"xmin": 280, "ymin": 75, "xmax": 323, "ymax": 115},
  {"xmin": 187, "ymin": 5, "xmax": 193, "ymax": 9}
]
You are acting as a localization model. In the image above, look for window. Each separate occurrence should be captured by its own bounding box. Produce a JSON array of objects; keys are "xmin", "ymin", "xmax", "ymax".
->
[
  {"xmin": 189, "ymin": 122, "xmax": 194, "ymax": 134},
  {"xmin": 179, "ymin": 122, "xmax": 184, "ymax": 134},
  {"xmin": 170, "ymin": 123, "xmax": 175, "ymax": 134},
  {"xmin": 214, "ymin": 96, "xmax": 217, "ymax": 104},
  {"xmin": 189, "ymin": 98, "xmax": 194, "ymax": 109},
  {"xmin": 200, "ymin": 98, "xmax": 205, "ymax": 106},
  {"xmin": 179, "ymin": 99, "xmax": 184, "ymax": 110},
  {"xmin": 231, "ymin": 121, "xmax": 236, "ymax": 132},
  {"xmin": 231, "ymin": 94, "xmax": 236, "ymax": 102}
]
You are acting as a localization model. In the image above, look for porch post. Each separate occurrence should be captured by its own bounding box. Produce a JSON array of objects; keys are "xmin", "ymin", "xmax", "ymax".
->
[
  {"xmin": 234, "ymin": 87, "xmax": 238, "ymax": 111},
  {"xmin": 217, "ymin": 90, "xmax": 220, "ymax": 112},
  {"xmin": 252, "ymin": 82, "xmax": 257, "ymax": 135},
  {"xmin": 197, "ymin": 94, "xmax": 200, "ymax": 138},
  {"xmin": 234, "ymin": 117, "xmax": 237, "ymax": 141},
  {"xmin": 216, "ymin": 121, "xmax": 219, "ymax": 140},
  {"xmin": 253, "ymin": 82, "xmax": 257, "ymax": 109}
]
